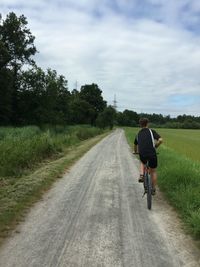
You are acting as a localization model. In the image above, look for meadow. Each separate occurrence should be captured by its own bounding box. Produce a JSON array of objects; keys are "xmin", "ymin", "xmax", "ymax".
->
[
  {"xmin": 155, "ymin": 128, "xmax": 200, "ymax": 162},
  {"xmin": 124, "ymin": 127, "xmax": 200, "ymax": 239}
]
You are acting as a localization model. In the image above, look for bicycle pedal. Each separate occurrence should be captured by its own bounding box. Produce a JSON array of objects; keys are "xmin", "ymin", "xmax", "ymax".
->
[{"xmin": 142, "ymin": 192, "xmax": 146, "ymax": 198}]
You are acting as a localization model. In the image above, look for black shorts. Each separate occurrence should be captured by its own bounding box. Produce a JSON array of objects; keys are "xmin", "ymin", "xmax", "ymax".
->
[{"xmin": 139, "ymin": 155, "xmax": 157, "ymax": 169}]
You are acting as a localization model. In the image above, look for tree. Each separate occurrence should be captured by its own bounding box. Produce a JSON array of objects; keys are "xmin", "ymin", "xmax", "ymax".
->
[
  {"xmin": 79, "ymin": 83, "xmax": 107, "ymax": 125},
  {"xmin": 0, "ymin": 12, "xmax": 37, "ymax": 68},
  {"xmin": 96, "ymin": 106, "xmax": 116, "ymax": 129},
  {"xmin": 18, "ymin": 67, "xmax": 46, "ymax": 124},
  {"xmin": 0, "ymin": 40, "xmax": 11, "ymax": 69},
  {"xmin": 69, "ymin": 98, "xmax": 95, "ymax": 124},
  {"xmin": 0, "ymin": 12, "xmax": 37, "ymax": 124},
  {"xmin": 19, "ymin": 67, "xmax": 71, "ymax": 125},
  {"xmin": 0, "ymin": 68, "xmax": 13, "ymax": 124},
  {"xmin": 116, "ymin": 109, "xmax": 138, "ymax": 126}
]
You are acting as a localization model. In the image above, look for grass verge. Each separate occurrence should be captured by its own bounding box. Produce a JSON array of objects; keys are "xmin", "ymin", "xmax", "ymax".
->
[
  {"xmin": 0, "ymin": 132, "xmax": 109, "ymax": 244},
  {"xmin": 158, "ymin": 146, "xmax": 200, "ymax": 239}
]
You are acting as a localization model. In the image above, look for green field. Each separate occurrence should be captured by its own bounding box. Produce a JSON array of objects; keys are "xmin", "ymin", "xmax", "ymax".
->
[
  {"xmin": 156, "ymin": 128, "xmax": 200, "ymax": 163},
  {"xmin": 124, "ymin": 127, "xmax": 200, "ymax": 240}
]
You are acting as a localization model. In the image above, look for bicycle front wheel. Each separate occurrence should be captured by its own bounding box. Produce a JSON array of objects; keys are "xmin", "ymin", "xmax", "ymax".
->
[{"xmin": 146, "ymin": 174, "xmax": 152, "ymax": 210}]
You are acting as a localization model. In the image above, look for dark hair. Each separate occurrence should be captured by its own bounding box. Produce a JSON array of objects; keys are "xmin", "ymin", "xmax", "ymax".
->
[{"xmin": 139, "ymin": 117, "xmax": 149, "ymax": 127}]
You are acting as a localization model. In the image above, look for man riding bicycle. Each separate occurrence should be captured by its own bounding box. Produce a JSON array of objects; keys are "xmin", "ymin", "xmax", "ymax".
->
[{"xmin": 134, "ymin": 118, "xmax": 163, "ymax": 194}]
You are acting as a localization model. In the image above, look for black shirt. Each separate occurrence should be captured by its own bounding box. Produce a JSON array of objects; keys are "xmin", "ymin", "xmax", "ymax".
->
[{"xmin": 134, "ymin": 128, "xmax": 161, "ymax": 157}]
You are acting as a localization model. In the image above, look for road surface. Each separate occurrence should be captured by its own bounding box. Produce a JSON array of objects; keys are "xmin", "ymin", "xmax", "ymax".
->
[{"xmin": 0, "ymin": 129, "xmax": 199, "ymax": 267}]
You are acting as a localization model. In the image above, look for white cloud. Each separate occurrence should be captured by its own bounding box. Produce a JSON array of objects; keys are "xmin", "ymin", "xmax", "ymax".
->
[{"xmin": 1, "ymin": 0, "xmax": 200, "ymax": 115}]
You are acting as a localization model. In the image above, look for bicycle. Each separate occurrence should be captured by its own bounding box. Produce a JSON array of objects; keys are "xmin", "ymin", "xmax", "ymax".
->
[{"xmin": 133, "ymin": 153, "xmax": 156, "ymax": 210}]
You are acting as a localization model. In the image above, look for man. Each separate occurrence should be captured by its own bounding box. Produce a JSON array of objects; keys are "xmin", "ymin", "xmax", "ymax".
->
[{"xmin": 134, "ymin": 118, "xmax": 163, "ymax": 194}]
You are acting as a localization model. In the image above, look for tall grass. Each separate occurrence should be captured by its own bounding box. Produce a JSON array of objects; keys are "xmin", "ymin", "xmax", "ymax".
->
[
  {"xmin": 0, "ymin": 125, "xmax": 104, "ymax": 177},
  {"xmin": 124, "ymin": 127, "xmax": 200, "ymax": 239},
  {"xmin": 158, "ymin": 147, "xmax": 200, "ymax": 238}
]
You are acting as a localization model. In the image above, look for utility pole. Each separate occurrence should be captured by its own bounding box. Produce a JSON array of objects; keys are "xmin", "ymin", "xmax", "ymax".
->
[
  {"xmin": 74, "ymin": 80, "xmax": 78, "ymax": 90},
  {"xmin": 113, "ymin": 94, "xmax": 117, "ymax": 110}
]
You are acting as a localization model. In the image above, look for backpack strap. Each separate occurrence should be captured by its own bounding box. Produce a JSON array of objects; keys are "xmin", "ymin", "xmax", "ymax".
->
[{"xmin": 149, "ymin": 129, "xmax": 155, "ymax": 148}]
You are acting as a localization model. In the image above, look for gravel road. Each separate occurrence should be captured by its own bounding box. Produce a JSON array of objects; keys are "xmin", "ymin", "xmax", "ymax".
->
[{"xmin": 0, "ymin": 129, "xmax": 199, "ymax": 267}]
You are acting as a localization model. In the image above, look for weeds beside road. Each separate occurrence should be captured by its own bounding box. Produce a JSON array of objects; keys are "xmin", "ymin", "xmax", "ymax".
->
[{"xmin": 0, "ymin": 125, "xmax": 104, "ymax": 177}]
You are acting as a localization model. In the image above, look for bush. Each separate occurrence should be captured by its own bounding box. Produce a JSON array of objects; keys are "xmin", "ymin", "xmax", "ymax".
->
[
  {"xmin": 0, "ymin": 126, "xmax": 41, "ymax": 140},
  {"xmin": 76, "ymin": 127, "xmax": 103, "ymax": 140},
  {"xmin": 0, "ymin": 131, "xmax": 55, "ymax": 176}
]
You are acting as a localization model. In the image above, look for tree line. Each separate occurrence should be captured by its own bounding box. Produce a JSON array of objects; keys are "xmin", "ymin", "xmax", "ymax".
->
[
  {"xmin": 116, "ymin": 111, "xmax": 200, "ymax": 129},
  {"xmin": 1, "ymin": 12, "xmax": 200, "ymax": 129}
]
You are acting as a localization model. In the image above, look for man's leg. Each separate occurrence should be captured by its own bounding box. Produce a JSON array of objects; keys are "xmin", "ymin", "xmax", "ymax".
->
[
  {"xmin": 150, "ymin": 168, "xmax": 157, "ymax": 188},
  {"xmin": 138, "ymin": 162, "xmax": 145, "ymax": 182},
  {"xmin": 140, "ymin": 162, "xmax": 145, "ymax": 176},
  {"xmin": 149, "ymin": 156, "xmax": 157, "ymax": 193}
]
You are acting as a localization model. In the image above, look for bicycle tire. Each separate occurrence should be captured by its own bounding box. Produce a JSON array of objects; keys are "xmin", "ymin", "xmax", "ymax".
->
[{"xmin": 146, "ymin": 173, "xmax": 152, "ymax": 210}]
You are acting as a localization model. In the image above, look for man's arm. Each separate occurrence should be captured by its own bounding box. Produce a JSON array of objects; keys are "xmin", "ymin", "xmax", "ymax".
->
[
  {"xmin": 134, "ymin": 136, "xmax": 138, "ymax": 153},
  {"xmin": 134, "ymin": 144, "xmax": 138, "ymax": 153},
  {"xmin": 155, "ymin": 137, "xmax": 163, "ymax": 148},
  {"xmin": 152, "ymin": 129, "xmax": 163, "ymax": 148}
]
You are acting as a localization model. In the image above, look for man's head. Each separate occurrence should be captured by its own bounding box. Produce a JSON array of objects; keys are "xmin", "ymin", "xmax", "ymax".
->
[{"xmin": 139, "ymin": 117, "xmax": 149, "ymax": 128}]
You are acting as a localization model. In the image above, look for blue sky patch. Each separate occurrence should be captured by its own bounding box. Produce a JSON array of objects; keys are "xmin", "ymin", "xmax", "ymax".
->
[{"xmin": 169, "ymin": 94, "xmax": 200, "ymax": 106}]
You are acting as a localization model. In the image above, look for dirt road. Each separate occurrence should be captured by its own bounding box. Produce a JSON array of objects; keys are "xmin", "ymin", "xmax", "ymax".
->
[{"xmin": 0, "ymin": 129, "xmax": 199, "ymax": 267}]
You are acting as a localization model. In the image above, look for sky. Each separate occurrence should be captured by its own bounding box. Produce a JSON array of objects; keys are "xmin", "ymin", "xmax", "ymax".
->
[{"xmin": 1, "ymin": 0, "xmax": 200, "ymax": 116}]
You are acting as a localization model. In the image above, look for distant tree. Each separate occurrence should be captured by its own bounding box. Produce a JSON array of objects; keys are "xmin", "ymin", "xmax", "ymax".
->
[
  {"xmin": 18, "ymin": 67, "xmax": 46, "ymax": 124},
  {"xmin": 116, "ymin": 109, "xmax": 138, "ymax": 126},
  {"xmin": 42, "ymin": 69, "xmax": 70, "ymax": 124},
  {"xmin": 164, "ymin": 115, "xmax": 171, "ymax": 123},
  {"xmin": 19, "ymin": 67, "xmax": 70, "ymax": 125},
  {"xmin": 149, "ymin": 113, "xmax": 165, "ymax": 124},
  {"xmin": 79, "ymin": 83, "xmax": 107, "ymax": 125},
  {"xmin": 70, "ymin": 89, "xmax": 79, "ymax": 100},
  {"xmin": 116, "ymin": 112, "xmax": 124, "ymax": 126},
  {"xmin": 96, "ymin": 106, "xmax": 116, "ymax": 129},
  {"xmin": 55, "ymin": 74, "xmax": 71, "ymax": 123},
  {"xmin": 176, "ymin": 114, "xmax": 188, "ymax": 123},
  {"xmin": 182, "ymin": 120, "xmax": 200, "ymax": 129},
  {"xmin": 69, "ymin": 98, "xmax": 95, "ymax": 124}
]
